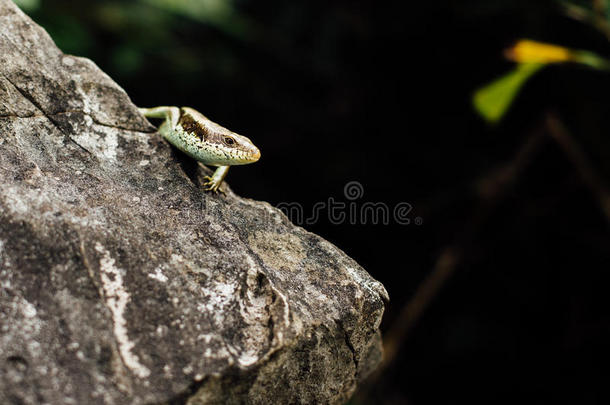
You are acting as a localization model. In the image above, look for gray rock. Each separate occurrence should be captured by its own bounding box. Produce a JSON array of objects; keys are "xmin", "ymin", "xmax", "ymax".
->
[{"xmin": 0, "ymin": 1, "xmax": 388, "ymax": 403}]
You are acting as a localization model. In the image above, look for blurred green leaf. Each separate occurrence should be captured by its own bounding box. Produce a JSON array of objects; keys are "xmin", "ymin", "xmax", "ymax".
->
[
  {"xmin": 140, "ymin": 0, "xmax": 252, "ymax": 38},
  {"xmin": 12, "ymin": 0, "xmax": 40, "ymax": 12},
  {"xmin": 111, "ymin": 45, "xmax": 144, "ymax": 76},
  {"xmin": 572, "ymin": 50, "xmax": 610, "ymax": 69},
  {"xmin": 44, "ymin": 14, "xmax": 94, "ymax": 55},
  {"xmin": 474, "ymin": 39, "xmax": 610, "ymax": 124},
  {"xmin": 473, "ymin": 63, "xmax": 545, "ymax": 124}
]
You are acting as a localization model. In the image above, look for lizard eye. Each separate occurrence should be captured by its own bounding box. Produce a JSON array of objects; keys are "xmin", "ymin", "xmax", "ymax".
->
[{"xmin": 223, "ymin": 136, "xmax": 235, "ymax": 146}]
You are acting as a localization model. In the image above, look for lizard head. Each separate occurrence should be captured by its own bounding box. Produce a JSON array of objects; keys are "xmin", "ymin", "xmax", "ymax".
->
[{"xmin": 178, "ymin": 107, "xmax": 261, "ymax": 165}]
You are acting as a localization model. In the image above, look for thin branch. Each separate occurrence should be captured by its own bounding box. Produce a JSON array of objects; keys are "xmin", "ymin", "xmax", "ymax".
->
[
  {"xmin": 353, "ymin": 110, "xmax": 610, "ymax": 405},
  {"xmin": 560, "ymin": 1, "xmax": 610, "ymax": 40},
  {"xmin": 354, "ymin": 127, "xmax": 547, "ymax": 401},
  {"xmin": 545, "ymin": 112, "xmax": 610, "ymax": 225}
]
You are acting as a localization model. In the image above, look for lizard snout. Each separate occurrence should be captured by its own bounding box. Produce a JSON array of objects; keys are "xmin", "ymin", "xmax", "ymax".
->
[{"xmin": 250, "ymin": 146, "xmax": 261, "ymax": 162}]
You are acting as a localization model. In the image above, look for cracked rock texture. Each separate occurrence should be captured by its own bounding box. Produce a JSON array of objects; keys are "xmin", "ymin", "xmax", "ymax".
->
[{"xmin": 0, "ymin": 1, "xmax": 388, "ymax": 404}]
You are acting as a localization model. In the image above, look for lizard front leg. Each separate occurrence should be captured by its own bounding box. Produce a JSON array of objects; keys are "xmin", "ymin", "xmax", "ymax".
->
[
  {"xmin": 203, "ymin": 165, "xmax": 230, "ymax": 193},
  {"xmin": 139, "ymin": 106, "xmax": 180, "ymax": 137}
]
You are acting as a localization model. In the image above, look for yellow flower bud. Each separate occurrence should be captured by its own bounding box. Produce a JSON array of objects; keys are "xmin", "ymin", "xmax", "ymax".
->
[{"xmin": 505, "ymin": 40, "xmax": 573, "ymax": 64}]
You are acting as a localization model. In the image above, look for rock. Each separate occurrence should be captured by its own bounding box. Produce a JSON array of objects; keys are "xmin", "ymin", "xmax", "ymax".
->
[{"xmin": 0, "ymin": 1, "xmax": 388, "ymax": 404}]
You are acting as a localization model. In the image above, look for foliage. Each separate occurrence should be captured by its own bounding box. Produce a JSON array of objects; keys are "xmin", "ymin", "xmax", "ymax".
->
[
  {"xmin": 473, "ymin": 62, "xmax": 544, "ymax": 124},
  {"xmin": 473, "ymin": 0, "xmax": 610, "ymax": 123},
  {"xmin": 474, "ymin": 40, "xmax": 610, "ymax": 123}
]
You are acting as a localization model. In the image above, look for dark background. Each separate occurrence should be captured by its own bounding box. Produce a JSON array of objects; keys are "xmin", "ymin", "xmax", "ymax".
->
[{"xmin": 18, "ymin": 0, "xmax": 610, "ymax": 403}]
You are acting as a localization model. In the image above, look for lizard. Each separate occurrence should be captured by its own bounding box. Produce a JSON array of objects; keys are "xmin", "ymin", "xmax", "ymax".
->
[{"xmin": 139, "ymin": 106, "xmax": 260, "ymax": 193}]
